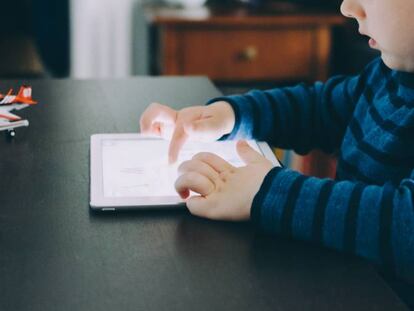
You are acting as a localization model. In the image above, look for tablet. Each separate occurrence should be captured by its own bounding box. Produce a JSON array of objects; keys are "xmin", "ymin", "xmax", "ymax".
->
[{"xmin": 90, "ymin": 134, "xmax": 280, "ymax": 211}]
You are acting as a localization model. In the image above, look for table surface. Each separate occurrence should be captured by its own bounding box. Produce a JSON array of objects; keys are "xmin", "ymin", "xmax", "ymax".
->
[{"xmin": 0, "ymin": 78, "xmax": 408, "ymax": 311}]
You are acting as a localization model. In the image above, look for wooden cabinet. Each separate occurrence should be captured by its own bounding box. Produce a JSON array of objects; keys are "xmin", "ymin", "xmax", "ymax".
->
[
  {"xmin": 165, "ymin": 28, "xmax": 316, "ymax": 81},
  {"xmin": 146, "ymin": 6, "xmax": 345, "ymax": 83},
  {"xmin": 145, "ymin": 6, "xmax": 345, "ymax": 178}
]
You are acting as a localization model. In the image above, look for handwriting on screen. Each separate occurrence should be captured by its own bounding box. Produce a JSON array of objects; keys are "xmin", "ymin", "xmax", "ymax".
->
[{"xmin": 102, "ymin": 140, "xmax": 259, "ymax": 198}]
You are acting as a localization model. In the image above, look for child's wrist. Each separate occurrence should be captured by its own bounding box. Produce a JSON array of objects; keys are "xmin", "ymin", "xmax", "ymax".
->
[{"xmin": 210, "ymin": 100, "xmax": 236, "ymax": 135}]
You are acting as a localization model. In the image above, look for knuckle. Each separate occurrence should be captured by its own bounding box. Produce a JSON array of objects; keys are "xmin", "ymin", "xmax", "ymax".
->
[
  {"xmin": 219, "ymin": 171, "xmax": 228, "ymax": 182},
  {"xmin": 219, "ymin": 170, "xmax": 234, "ymax": 182}
]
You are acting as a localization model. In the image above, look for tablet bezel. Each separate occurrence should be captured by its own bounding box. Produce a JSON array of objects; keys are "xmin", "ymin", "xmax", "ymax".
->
[{"xmin": 90, "ymin": 134, "xmax": 280, "ymax": 211}]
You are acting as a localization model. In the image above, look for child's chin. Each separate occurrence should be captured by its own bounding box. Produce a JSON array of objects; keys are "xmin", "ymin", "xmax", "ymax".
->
[{"xmin": 381, "ymin": 54, "xmax": 414, "ymax": 72}]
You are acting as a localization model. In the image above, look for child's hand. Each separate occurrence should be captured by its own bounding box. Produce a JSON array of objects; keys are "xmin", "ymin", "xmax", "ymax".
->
[
  {"xmin": 175, "ymin": 140, "xmax": 273, "ymax": 221},
  {"xmin": 140, "ymin": 101, "xmax": 235, "ymax": 163}
]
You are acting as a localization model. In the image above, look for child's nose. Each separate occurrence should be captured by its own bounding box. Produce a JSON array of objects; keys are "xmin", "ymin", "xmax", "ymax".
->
[{"xmin": 340, "ymin": 0, "xmax": 366, "ymax": 20}]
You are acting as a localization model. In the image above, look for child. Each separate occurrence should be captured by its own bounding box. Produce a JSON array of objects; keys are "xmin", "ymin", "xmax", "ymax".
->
[{"xmin": 140, "ymin": 0, "xmax": 414, "ymax": 292}]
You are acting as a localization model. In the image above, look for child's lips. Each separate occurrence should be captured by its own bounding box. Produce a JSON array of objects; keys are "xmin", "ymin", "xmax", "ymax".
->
[
  {"xmin": 368, "ymin": 37, "xmax": 378, "ymax": 48},
  {"xmin": 359, "ymin": 30, "xmax": 378, "ymax": 49}
]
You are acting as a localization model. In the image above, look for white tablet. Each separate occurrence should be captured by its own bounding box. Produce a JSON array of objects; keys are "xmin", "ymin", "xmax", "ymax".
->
[{"xmin": 90, "ymin": 134, "xmax": 280, "ymax": 211}]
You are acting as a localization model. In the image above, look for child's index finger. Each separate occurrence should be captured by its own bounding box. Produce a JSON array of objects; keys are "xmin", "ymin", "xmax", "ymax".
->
[{"xmin": 168, "ymin": 124, "xmax": 188, "ymax": 164}]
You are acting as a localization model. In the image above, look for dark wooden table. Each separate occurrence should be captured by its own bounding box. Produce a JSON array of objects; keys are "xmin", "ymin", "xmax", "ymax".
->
[{"xmin": 0, "ymin": 78, "xmax": 408, "ymax": 311}]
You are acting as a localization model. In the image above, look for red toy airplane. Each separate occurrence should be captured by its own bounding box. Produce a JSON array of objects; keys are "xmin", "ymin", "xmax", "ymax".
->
[{"xmin": 0, "ymin": 86, "xmax": 37, "ymax": 137}]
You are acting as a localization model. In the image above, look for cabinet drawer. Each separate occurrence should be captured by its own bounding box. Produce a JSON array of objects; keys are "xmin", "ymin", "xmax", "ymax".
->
[{"xmin": 165, "ymin": 28, "xmax": 314, "ymax": 81}]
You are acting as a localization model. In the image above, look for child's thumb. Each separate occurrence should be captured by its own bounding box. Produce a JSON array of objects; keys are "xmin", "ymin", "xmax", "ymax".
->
[{"xmin": 236, "ymin": 140, "xmax": 263, "ymax": 164}]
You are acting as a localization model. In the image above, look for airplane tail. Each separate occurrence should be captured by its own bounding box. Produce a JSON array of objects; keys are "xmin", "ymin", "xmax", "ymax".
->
[
  {"xmin": 17, "ymin": 86, "xmax": 37, "ymax": 104},
  {"xmin": 17, "ymin": 86, "xmax": 32, "ymax": 100}
]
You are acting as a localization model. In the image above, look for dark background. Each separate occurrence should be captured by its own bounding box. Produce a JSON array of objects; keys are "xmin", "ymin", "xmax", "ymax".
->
[
  {"xmin": 0, "ymin": 0, "xmax": 378, "ymax": 80},
  {"xmin": 0, "ymin": 0, "xmax": 70, "ymax": 78}
]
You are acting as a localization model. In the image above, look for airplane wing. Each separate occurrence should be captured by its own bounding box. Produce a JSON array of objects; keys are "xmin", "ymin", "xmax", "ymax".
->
[
  {"xmin": 0, "ymin": 103, "xmax": 30, "ymax": 120},
  {"xmin": 0, "ymin": 119, "xmax": 29, "ymax": 131},
  {"xmin": 0, "ymin": 108, "xmax": 22, "ymax": 121},
  {"xmin": 0, "ymin": 95, "xmax": 16, "ymax": 105},
  {"xmin": 0, "ymin": 89, "xmax": 14, "ymax": 104},
  {"xmin": 7, "ymin": 103, "xmax": 29, "ymax": 111}
]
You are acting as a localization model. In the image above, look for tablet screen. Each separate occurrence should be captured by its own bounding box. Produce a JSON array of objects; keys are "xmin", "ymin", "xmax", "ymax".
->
[{"xmin": 101, "ymin": 139, "xmax": 260, "ymax": 198}]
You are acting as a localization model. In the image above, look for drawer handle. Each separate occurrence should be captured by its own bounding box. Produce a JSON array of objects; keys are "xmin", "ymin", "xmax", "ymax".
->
[{"xmin": 240, "ymin": 46, "xmax": 258, "ymax": 61}]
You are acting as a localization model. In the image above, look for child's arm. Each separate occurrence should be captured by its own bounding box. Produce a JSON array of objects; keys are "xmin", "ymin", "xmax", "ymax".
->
[
  {"xmin": 251, "ymin": 166, "xmax": 414, "ymax": 284},
  {"xmin": 208, "ymin": 60, "xmax": 376, "ymax": 155}
]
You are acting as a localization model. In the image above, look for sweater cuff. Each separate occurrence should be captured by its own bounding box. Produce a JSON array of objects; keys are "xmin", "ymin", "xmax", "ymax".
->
[{"xmin": 250, "ymin": 166, "xmax": 284, "ymax": 230}]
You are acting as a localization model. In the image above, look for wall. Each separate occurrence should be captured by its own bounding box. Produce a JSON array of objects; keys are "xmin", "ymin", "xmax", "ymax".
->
[{"xmin": 70, "ymin": 0, "xmax": 147, "ymax": 78}]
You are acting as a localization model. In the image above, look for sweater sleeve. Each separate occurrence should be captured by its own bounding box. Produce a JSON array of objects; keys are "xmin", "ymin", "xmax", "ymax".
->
[
  {"xmin": 208, "ymin": 66, "xmax": 373, "ymax": 155},
  {"xmin": 252, "ymin": 167, "xmax": 414, "ymax": 284}
]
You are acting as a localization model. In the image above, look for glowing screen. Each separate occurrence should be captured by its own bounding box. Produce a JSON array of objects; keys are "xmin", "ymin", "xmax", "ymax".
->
[{"xmin": 102, "ymin": 139, "xmax": 259, "ymax": 198}]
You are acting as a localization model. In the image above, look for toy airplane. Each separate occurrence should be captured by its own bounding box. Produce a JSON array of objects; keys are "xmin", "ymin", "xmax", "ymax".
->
[{"xmin": 0, "ymin": 86, "xmax": 37, "ymax": 138}]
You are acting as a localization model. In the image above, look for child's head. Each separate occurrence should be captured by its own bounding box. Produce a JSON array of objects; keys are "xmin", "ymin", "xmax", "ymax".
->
[{"xmin": 340, "ymin": 0, "xmax": 414, "ymax": 72}]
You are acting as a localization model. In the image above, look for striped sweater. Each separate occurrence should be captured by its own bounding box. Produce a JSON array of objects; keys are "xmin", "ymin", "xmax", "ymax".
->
[{"xmin": 210, "ymin": 58, "xmax": 414, "ymax": 285}]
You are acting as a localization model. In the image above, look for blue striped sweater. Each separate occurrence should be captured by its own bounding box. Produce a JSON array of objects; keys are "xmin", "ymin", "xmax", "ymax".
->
[{"xmin": 210, "ymin": 58, "xmax": 414, "ymax": 285}]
